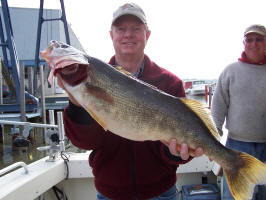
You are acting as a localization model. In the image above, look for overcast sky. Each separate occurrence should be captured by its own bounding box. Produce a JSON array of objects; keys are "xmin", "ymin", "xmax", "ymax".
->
[{"xmin": 6, "ymin": 0, "xmax": 266, "ymax": 79}]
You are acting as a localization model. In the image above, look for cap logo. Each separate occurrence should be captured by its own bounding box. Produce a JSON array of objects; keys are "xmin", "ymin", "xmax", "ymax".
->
[{"xmin": 122, "ymin": 3, "xmax": 130, "ymax": 10}]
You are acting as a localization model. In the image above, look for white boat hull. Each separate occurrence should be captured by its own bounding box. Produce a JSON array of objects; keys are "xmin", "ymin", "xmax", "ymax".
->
[
  {"xmin": 189, "ymin": 88, "xmax": 205, "ymax": 95},
  {"xmin": 0, "ymin": 151, "xmax": 219, "ymax": 200}
]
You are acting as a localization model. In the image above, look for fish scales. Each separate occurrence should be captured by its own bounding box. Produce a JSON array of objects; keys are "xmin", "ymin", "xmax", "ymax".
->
[
  {"xmin": 70, "ymin": 57, "xmax": 241, "ymax": 168},
  {"xmin": 41, "ymin": 40, "xmax": 266, "ymax": 200}
]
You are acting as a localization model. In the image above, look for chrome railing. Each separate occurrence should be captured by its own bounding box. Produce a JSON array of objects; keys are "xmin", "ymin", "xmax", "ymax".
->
[
  {"xmin": 0, "ymin": 111, "xmax": 66, "ymax": 163},
  {"xmin": 0, "ymin": 161, "xmax": 28, "ymax": 177}
]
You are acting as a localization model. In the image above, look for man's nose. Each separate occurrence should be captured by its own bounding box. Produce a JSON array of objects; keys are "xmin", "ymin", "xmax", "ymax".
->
[{"xmin": 124, "ymin": 29, "xmax": 134, "ymax": 37}]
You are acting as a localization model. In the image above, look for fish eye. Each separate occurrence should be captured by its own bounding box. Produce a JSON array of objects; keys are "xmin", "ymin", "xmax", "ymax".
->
[
  {"xmin": 60, "ymin": 44, "xmax": 69, "ymax": 48},
  {"xmin": 51, "ymin": 40, "xmax": 60, "ymax": 48}
]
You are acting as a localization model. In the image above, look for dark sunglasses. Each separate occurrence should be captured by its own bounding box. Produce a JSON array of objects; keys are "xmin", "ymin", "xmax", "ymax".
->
[{"xmin": 244, "ymin": 37, "xmax": 265, "ymax": 43}]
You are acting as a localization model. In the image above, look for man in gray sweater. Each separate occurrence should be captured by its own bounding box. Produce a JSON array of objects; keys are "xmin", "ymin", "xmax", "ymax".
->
[{"xmin": 211, "ymin": 24, "xmax": 266, "ymax": 200}]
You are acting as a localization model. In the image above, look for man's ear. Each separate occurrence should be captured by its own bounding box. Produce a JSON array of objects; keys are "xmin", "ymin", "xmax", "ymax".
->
[
  {"xmin": 146, "ymin": 30, "xmax": 151, "ymax": 41},
  {"xmin": 110, "ymin": 30, "xmax": 113, "ymax": 40}
]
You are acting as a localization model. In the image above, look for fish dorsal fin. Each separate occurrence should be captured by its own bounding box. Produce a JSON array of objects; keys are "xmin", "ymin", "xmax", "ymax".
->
[
  {"xmin": 115, "ymin": 66, "xmax": 132, "ymax": 76},
  {"xmin": 114, "ymin": 65, "xmax": 158, "ymax": 90},
  {"xmin": 180, "ymin": 98, "xmax": 221, "ymax": 141}
]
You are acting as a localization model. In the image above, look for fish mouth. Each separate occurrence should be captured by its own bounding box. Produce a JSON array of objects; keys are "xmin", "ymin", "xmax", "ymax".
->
[
  {"xmin": 60, "ymin": 63, "xmax": 79, "ymax": 75},
  {"xmin": 55, "ymin": 64, "xmax": 88, "ymax": 86},
  {"xmin": 40, "ymin": 41, "xmax": 58, "ymax": 59}
]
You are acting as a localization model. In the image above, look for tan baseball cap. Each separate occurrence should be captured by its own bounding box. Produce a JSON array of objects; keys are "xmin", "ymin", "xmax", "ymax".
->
[
  {"xmin": 112, "ymin": 3, "xmax": 147, "ymax": 26},
  {"xmin": 244, "ymin": 24, "xmax": 266, "ymax": 37}
]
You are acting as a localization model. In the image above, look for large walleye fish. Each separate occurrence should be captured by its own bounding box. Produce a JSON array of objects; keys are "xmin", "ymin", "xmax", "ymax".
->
[{"xmin": 41, "ymin": 40, "xmax": 266, "ymax": 200}]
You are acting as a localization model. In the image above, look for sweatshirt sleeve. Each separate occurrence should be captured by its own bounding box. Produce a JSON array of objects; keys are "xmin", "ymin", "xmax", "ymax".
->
[
  {"xmin": 162, "ymin": 73, "xmax": 186, "ymax": 98},
  {"xmin": 211, "ymin": 69, "xmax": 230, "ymax": 136},
  {"xmin": 171, "ymin": 78, "xmax": 186, "ymax": 98},
  {"xmin": 63, "ymin": 101, "xmax": 106, "ymax": 150}
]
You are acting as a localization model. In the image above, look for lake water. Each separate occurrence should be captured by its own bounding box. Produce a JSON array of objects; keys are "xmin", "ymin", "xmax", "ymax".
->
[
  {"xmin": 0, "ymin": 95, "xmax": 207, "ymax": 171},
  {"xmin": 187, "ymin": 94, "xmax": 207, "ymax": 103},
  {"xmin": 0, "ymin": 126, "xmax": 47, "ymax": 169},
  {"xmin": 0, "ymin": 125, "xmax": 83, "ymax": 170}
]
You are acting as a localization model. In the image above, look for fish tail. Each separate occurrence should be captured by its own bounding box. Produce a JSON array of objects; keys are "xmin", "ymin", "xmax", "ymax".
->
[{"xmin": 223, "ymin": 152, "xmax": 266, "ymax": 200}]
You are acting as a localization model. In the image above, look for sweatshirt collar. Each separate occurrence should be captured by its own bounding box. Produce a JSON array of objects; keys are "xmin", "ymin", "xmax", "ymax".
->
[
  {"xmin": 238, "ymin": 51, "xmax": 266, "ymax": 65},
  {"xmin": 111, "ymin": 57, "xmax": 145, "ymax": 78}
]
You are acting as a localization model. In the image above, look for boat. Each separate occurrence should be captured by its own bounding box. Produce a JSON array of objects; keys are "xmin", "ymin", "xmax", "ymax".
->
[
  {"xmin": 0, "ymin": 113, "xmax": 225, "ymax": 200},
  {"xmin": 184, "ymin": 80, "xmax": 207, "ymax": 96}
]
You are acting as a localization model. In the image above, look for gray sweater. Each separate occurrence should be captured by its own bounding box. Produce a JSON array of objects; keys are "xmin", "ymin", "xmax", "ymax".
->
[{"xmin": 211, "ymin": 61, "xmax": 266, "ymax": 142}]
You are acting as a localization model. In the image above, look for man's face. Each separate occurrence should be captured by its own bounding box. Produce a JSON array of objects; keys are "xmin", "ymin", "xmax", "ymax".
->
[
  {"xmin": 243, "ymin": 33, "xmax": 265, "ymax": 63},
  {"xmin": 110, "ymin": 15, "xmax": 150, "ymax": 57}
]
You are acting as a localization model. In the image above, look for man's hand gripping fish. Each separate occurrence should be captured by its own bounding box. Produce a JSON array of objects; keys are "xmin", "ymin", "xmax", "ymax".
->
[{"xmin": 41, "ymin": 40, "xmax": 266, "ymax": 200}]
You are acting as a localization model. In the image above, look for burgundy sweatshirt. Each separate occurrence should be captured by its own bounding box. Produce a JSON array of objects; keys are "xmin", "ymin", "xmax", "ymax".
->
[{"xmin": 63, "ymin": 55, "xmax": 190, "ymax": 200}]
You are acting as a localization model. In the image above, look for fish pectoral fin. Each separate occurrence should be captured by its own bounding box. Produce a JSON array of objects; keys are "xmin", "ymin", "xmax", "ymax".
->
[
  {"xmin": 85, "ymin": 83, "xmax": 114, "ymax": 104},
  {"xmin": 84, "ymin": 107, "xmax": 108, "ymax": 131},
  {"xmin": 180, "ymin": 98, "xmax": 221, "ymax": 141}
]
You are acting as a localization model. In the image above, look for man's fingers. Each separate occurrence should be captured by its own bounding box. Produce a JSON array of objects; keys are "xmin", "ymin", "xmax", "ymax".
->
[
  {"xmin": 180, "ymin": 143, "xmax": 189, "ymax": 160},
  {"xmin": 161, "ymin": 139, "xmax": 204, "ymax": 160},
  {"xmin": 194, "ymin": 147, "xmax": 204, "ymax": 157},
  {"xmin": 169, "ymin": 139, "xmax": 178, "ymax": 156}
]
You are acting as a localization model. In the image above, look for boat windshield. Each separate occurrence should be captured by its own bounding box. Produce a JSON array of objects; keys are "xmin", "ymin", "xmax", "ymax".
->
[{"xmin": 193, "ymin": 81, "xmax": 205, "ymax": 85}]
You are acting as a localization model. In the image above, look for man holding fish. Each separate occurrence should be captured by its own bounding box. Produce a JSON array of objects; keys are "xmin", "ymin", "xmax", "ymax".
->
[
  {"xmin": 55, "ymin": 3, "xmax": 203, "ymax": 200},
  {"xmin": 41, "ymin": 3, "xmax": 266, "ymax": 200}
]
